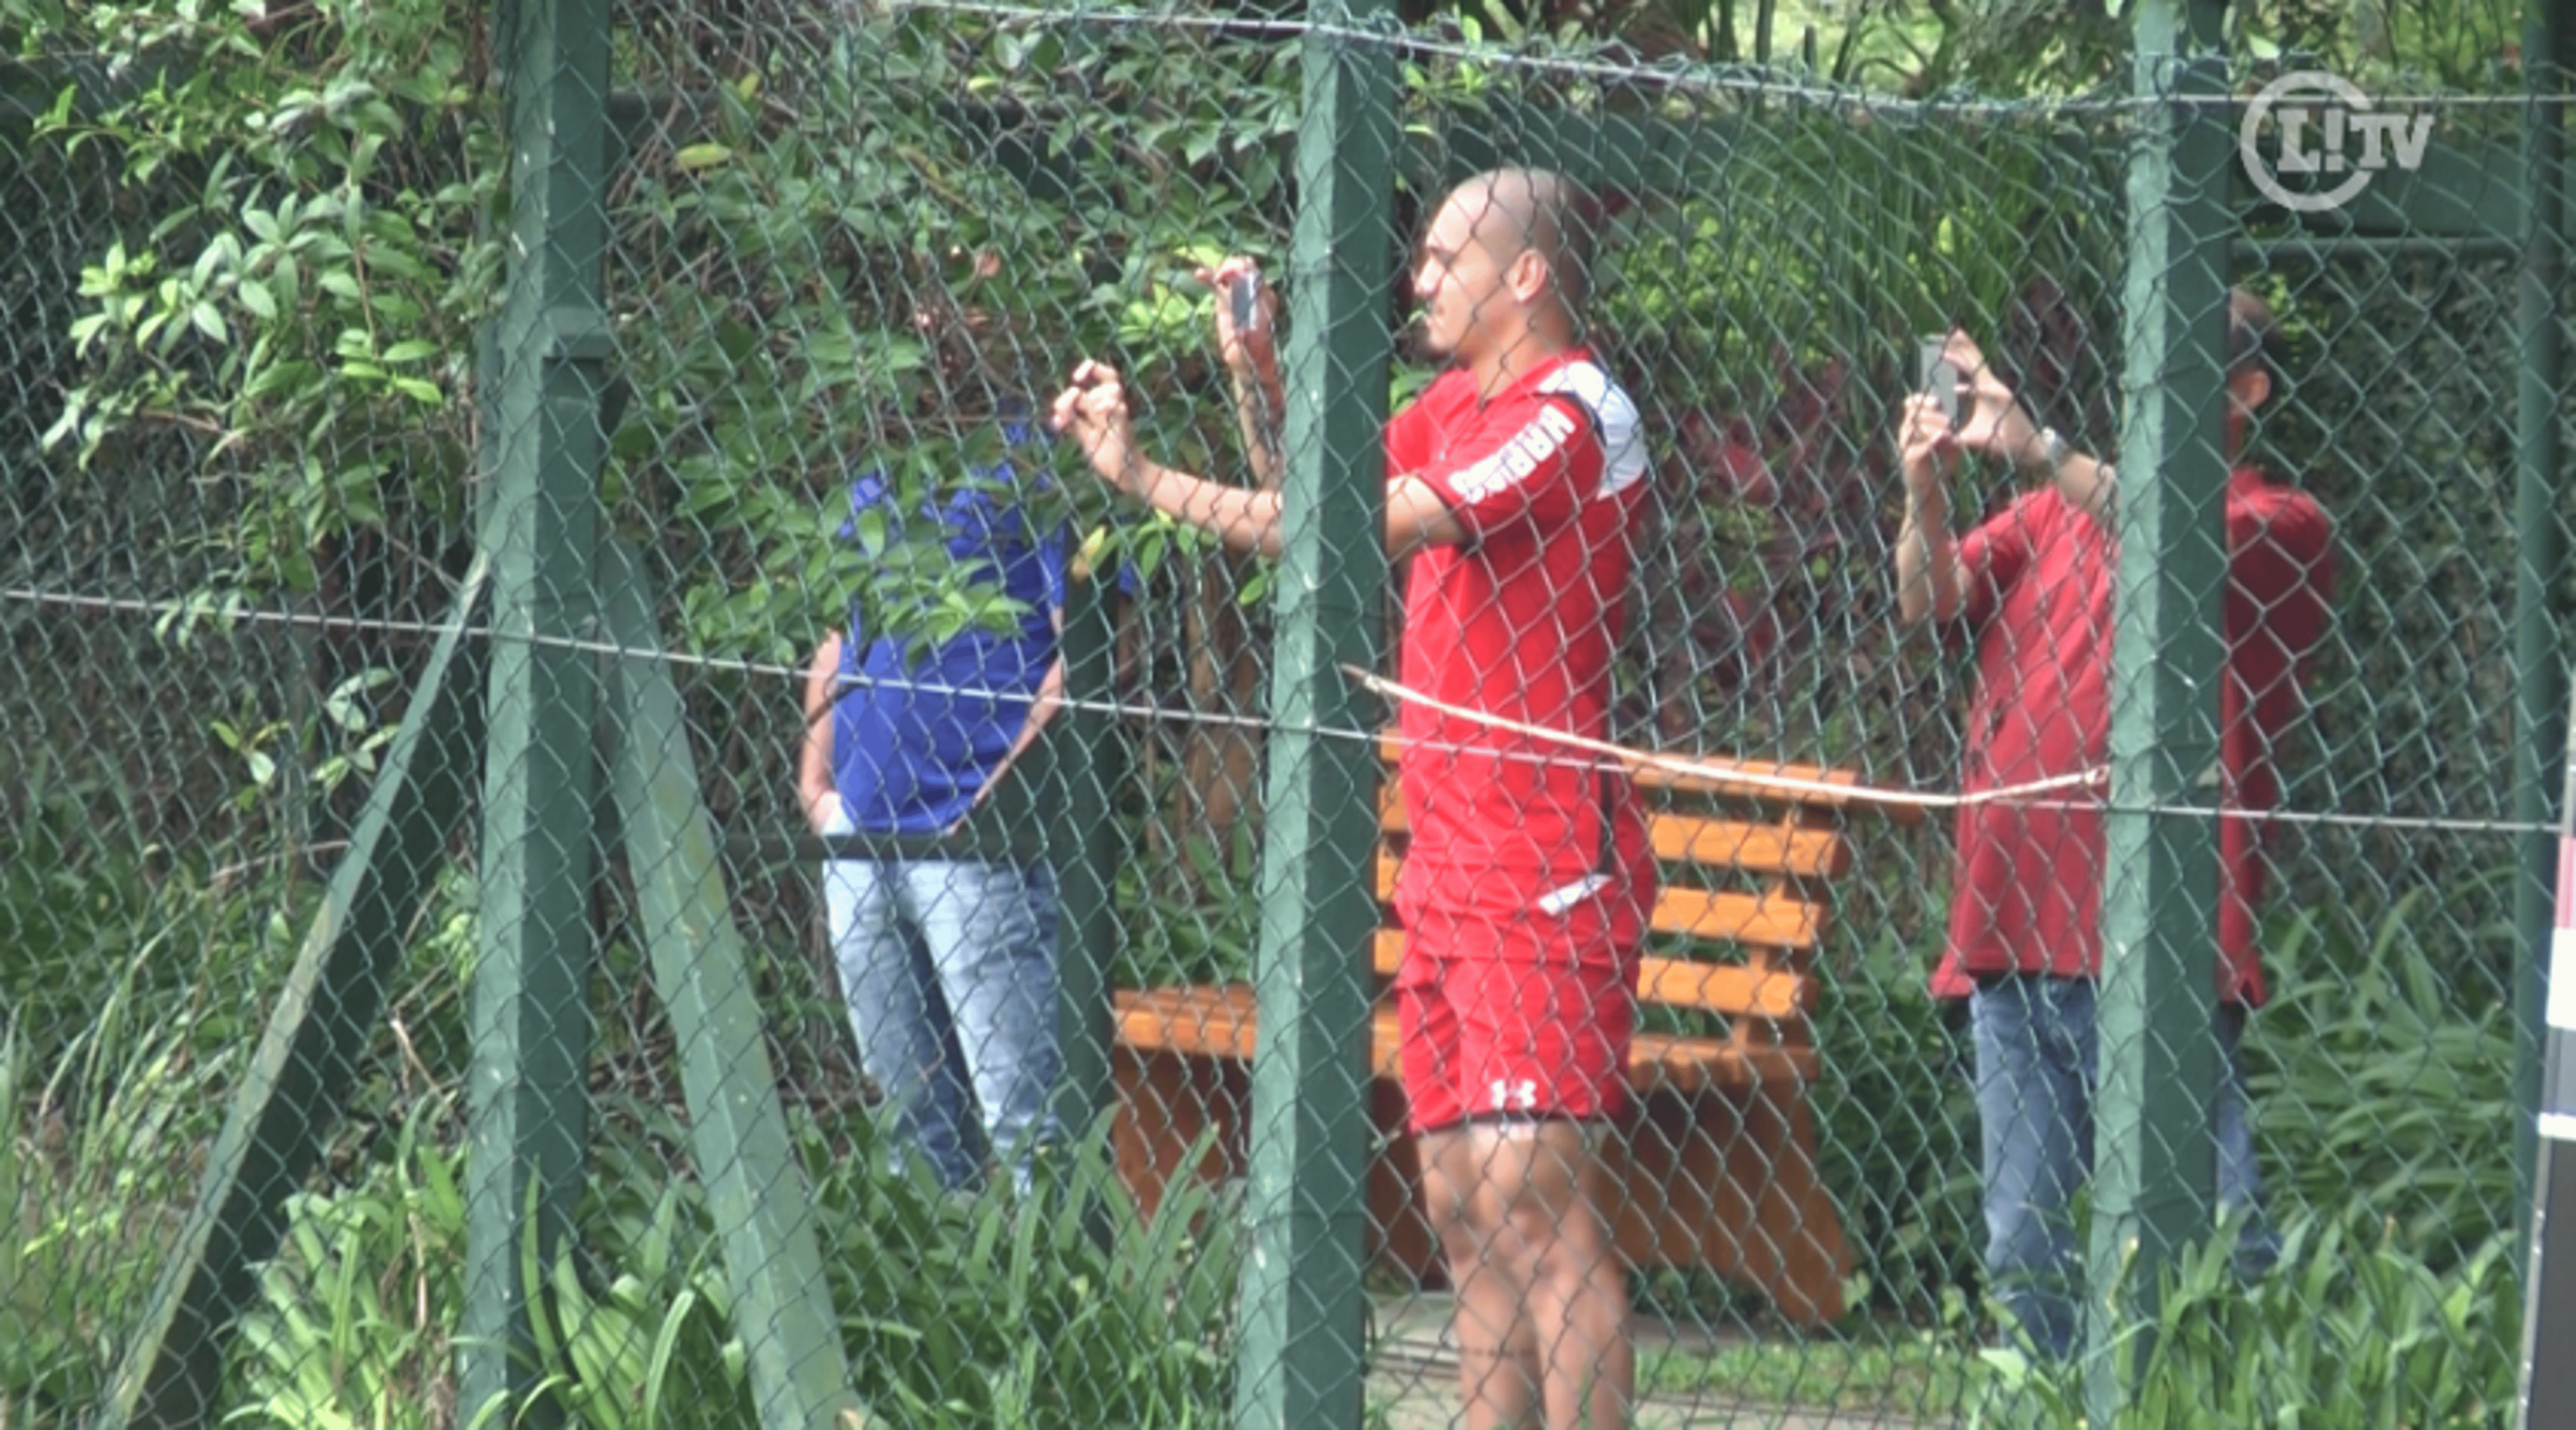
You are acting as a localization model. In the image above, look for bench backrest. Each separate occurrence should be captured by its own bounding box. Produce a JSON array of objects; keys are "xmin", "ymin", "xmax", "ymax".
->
[{"xmin": 1375, "ymin": 745, "xmax": 1901, "ymax": 1060}]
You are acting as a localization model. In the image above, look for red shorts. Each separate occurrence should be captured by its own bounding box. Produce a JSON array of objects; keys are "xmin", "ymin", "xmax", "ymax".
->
[{"xmin": 1392, "ymin": 909, "xmax": 1637, "ymax": 1135}]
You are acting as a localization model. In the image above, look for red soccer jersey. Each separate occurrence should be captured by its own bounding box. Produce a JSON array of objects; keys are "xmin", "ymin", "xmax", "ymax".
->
[
  {"xmin": 1931, "ymin": 468, "xmax": 2336, "ymax": 1005},
  {"xmin": 1381, "ymin": 348, "xmax": 1656, "ymax": 959}
]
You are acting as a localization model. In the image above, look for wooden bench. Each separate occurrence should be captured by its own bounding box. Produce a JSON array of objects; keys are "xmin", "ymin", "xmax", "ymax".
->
[{"xmin": 1109, "ymin": 745, "xmax": 1908, "ymax": 1325}]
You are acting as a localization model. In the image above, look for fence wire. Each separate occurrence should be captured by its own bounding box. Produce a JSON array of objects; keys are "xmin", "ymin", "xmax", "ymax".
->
[{"xmin": 1, "ymin": 2, "xmax": 2565, "ymax": 1427}]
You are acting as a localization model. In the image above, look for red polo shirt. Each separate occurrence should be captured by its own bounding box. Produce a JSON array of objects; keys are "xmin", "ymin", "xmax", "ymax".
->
[
  {"xmin": 1931, "ymin": 468, "xmax": 2334, "ymax": 1005},
  {"xmin": 1383, "ymin": 348, "xmax": 1656, "ymax": 958}
]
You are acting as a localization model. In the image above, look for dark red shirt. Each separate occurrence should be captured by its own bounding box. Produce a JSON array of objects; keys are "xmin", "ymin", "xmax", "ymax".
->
[
  {"xmin": 1931, "ymin": 468, "xmax": 2335, "ymax": 1005},
  {"xmin": 1383, "ymin": 348, "xmax": 1656, "ymax": 958}
]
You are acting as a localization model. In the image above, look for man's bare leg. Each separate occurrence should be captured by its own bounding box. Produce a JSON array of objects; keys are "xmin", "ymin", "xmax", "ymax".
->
[
  {"xmin": 1519, "ymin": 1121, "xmax": 1629, "ymax": 1430},
  {"xmin": 1423, "ymin": 1125, "xmax": 1540, "ymax": 1429},
  {"xmin": 1422, "ymin": 1121, "xmax": 1631, "ymax": 1430}
]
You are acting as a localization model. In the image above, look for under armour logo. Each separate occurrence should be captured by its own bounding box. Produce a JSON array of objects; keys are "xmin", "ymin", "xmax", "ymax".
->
[{"xmin": 1488, "ymin": 1078, "xmax": 1538, "ymax": 1112}]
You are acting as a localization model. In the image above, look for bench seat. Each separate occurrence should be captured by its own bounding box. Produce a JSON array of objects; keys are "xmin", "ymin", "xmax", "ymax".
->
[
  {"xmin": 1114, "ymin": 986, "xmax": 1821, "ymax": 1095},
  {"xmin": 1108, "ymin": 746, "xmax": 1909, "ymax": 1326}
]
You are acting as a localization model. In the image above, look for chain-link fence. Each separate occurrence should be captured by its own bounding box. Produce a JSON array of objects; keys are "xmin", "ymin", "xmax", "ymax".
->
[{"xmin": 2, "ymin": 0, "xmax": 2565, "ymax": 1425}]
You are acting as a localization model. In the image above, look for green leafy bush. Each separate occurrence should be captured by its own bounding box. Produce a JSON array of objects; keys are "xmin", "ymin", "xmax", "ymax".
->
[
  {"xmin": 1967, "ymin": 1210, "xmax": 2520, "ymax": 1429},
  {"xmin": 2247, "ymin": 888, "xmax": 2516, "ymax": 1268},
  {"xmin": 806, "ymin": 1111, "xmax": 1242, "ymax": 1429},
  {"xmin": 1, "ymin": 856, "xmax": 283, "ymax": 1426},
  {"xmin": 227, "ymin": 1107, "xmax": 470, "ymax": 1430},
  {"xmin": 223, "ymin": 1102, "xmax": 1242, "ymax": 1430},
  {"xmin": 1814, "ymin": 905, "xmax": 1982, "ymax": 1323}
]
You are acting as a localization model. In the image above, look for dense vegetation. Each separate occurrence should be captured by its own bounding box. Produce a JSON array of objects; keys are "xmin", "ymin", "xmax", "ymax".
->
[{"xmin": 1, "ymin": 0, "xmax": 2553, "ymax": 1422}]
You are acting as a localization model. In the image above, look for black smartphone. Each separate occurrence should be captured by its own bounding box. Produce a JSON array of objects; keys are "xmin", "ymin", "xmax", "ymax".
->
[
  {"xmin": 1919, "ymin": 336, "xmax": 1962, "ymax": 429},
  {"xmin": 1229, "ymin": 272, "xmax": 1263, "ymax": 334}
]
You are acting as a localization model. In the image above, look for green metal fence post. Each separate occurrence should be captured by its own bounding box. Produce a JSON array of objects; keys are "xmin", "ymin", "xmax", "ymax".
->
[
  {"xmin": 97, "ymin": 565, "xmax": 491, "ymax": 1430},
  {"xmin": 2514, "ymin": 0, "xmax": 2571, "ymax": 1281},
  {"xmin": 1232, "ymin": 5, "xmax": 1396, "ymax": 1427},
  {"xmin": 2088, "ymin": 0, "xmax": 2234, "ymax": 1418},
  {"xmin": 460, "ymin": 0, "xmax": 610, "ymax": 1413},
  {"xmin": 1049, "ymin": 567, "xmax": 1124, "ymax": 1142},
  {"xmin": 596, "ymin": 540, "xmax": 862, "ymax": 1429}
]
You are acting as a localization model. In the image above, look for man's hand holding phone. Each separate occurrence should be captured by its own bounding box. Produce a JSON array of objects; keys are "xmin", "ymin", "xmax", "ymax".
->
[
  {"xmin": 1198, "ymin": 256, "xmax": 1278, "ymax": 387},
  {"xmin": 1900, "ymin": 333, "xmax": 1970, "ymax": 495},
  {"xmin": 1897, "ymin": 391, "xmax": 1961, "ymax": 497},
  {"xmin": 1229, "ymin": 271, "xmax": 1262, "ymax": 336},
  {"xmin": 1919, "ymin": 334, "xmax": 1966, "ymax": 433},
  {"xmin": 1919, "ymin": 329, "xmax": 2048, "ymax": 472}
]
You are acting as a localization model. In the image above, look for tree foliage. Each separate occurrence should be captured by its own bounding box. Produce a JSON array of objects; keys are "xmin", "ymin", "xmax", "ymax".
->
[{"xmin": 0, "ymin": 0, "xmax": 2551, "ymax": 1417}]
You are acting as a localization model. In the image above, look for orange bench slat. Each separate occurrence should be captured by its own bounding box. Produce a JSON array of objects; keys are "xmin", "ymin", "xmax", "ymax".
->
[
  {"xmin": 1114, "ymin": 986, "xmax": 1818, "ymax": 1094},
  {"xmin": 1117, "ymin": 985, "xmax": 1262, "ymax": 1062},
  {"xmin": 1372, "ymin": 856, "xmax": 1824, "ymax": 951},
  {"xmin": 1650, "ymin": 815, "xmax": 1851, "ymax": 878},
  {"xmin": 1379, "ymin": 793, "xmax": 1851, "ymax": 881},
  {"xmin": 1369, "ymin": 930, "xmax": 1813, "ymax": 1020}
]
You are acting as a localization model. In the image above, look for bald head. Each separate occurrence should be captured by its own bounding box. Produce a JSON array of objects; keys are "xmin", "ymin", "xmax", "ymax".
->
[
  {"xmin": 1450, "ymin": 167, "xmax": 1595, "ymax": 319},
  {"xmin": 1411, "ymin": 166, "xmax": 1599, "ymax": 376},
  {"xmin": 2226, "ymin": 285, "xmax": 2278, "ymax": 387}
]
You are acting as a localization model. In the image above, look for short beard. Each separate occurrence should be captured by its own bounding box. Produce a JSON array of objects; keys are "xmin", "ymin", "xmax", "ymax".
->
[{"xmin": 1400, "ymin": 316, "xmax": 1452, "ymax": 365}]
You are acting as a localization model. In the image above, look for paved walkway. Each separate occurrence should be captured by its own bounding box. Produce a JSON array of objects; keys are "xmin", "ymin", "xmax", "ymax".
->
[{"xmin": 1360, "ymin": 1294, "xmax": 1960, "ymax": 1430}]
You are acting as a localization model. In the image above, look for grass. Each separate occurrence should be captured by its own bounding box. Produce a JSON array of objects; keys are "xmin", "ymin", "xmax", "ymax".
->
[
  {"xmin": 1638, "ymin": 1326, "xmax": 1976, "ymax": 1419},
  {"xmin": 2, "ymin": 1003, "xmax": 233, "ymax": 1425}
]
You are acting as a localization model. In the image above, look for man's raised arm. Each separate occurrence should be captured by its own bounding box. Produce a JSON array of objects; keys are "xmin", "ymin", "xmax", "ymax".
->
[
  {"xmin": 1894, "ymin": 392, "xmax": 1972, "ymax": 627},
  {"xmin": 1047, "ymin": 359, "xmax": 1464, "ymax": 560},
  {"xmin": 1203, "ymin": 257, "xmax": 1288, "ymax": 493}
]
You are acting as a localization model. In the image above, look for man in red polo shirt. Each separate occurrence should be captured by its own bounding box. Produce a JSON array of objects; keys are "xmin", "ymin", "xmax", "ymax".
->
[
  {"xmin": 1051, "ymin": 168, "xmax": 1652, "ymax": 1430},
  {"xmin": 1892, "ymin": 289, "xmax": 2335, "ymax": 1359}
]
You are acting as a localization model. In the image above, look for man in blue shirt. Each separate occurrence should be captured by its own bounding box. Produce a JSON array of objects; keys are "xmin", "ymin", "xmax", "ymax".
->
[{"xmin": 796, "ymin": 421, "xmax": 1067, "ymax": 1193}]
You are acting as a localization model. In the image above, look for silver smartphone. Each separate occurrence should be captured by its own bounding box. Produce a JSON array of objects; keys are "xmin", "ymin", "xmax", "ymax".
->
[
  {"xmin": 1229, "ymin": 272, "xmax": 1263, "ymax": 334},
  {"xmin": 1919, "ymin": 336, "xmax": 1962, "ymax": 429}
]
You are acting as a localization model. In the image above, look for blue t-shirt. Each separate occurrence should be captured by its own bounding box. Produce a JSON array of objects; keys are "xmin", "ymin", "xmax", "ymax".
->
[{"xmin": 830, "ymin": 430, "xmax": 1067, "ymax": 835}]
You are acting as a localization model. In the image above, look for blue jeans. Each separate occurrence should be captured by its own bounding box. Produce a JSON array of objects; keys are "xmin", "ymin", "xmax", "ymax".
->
[
  {"xmin": 1970, "ymin": 974, "xmax": 2277, "ymax": 1359},
  {"xmin": 824, "ymin": 857, "xmax": 1063, "ymax": 1193}
]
